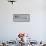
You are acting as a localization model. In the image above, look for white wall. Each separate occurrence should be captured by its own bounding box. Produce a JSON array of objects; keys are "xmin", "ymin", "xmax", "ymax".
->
[{"xmin": 0, "ymin": 0, "xmax": 46, "ymax": 41}]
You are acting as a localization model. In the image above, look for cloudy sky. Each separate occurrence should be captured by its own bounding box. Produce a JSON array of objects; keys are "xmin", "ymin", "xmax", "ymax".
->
[{"xmin": 0, "ymin": 0, "xmax": 46, "ymax": 42}]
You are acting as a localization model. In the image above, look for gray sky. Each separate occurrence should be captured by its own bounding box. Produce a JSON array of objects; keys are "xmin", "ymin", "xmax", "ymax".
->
[{"xmin": 0, "ymin": 0, "xmax": 46, "ymax": 41}]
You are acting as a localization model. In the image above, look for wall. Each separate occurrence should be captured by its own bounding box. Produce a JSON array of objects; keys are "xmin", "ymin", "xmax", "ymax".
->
[{"xmin": 0, "ymin": 0, "xmax": 46, "ymax": 41}]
